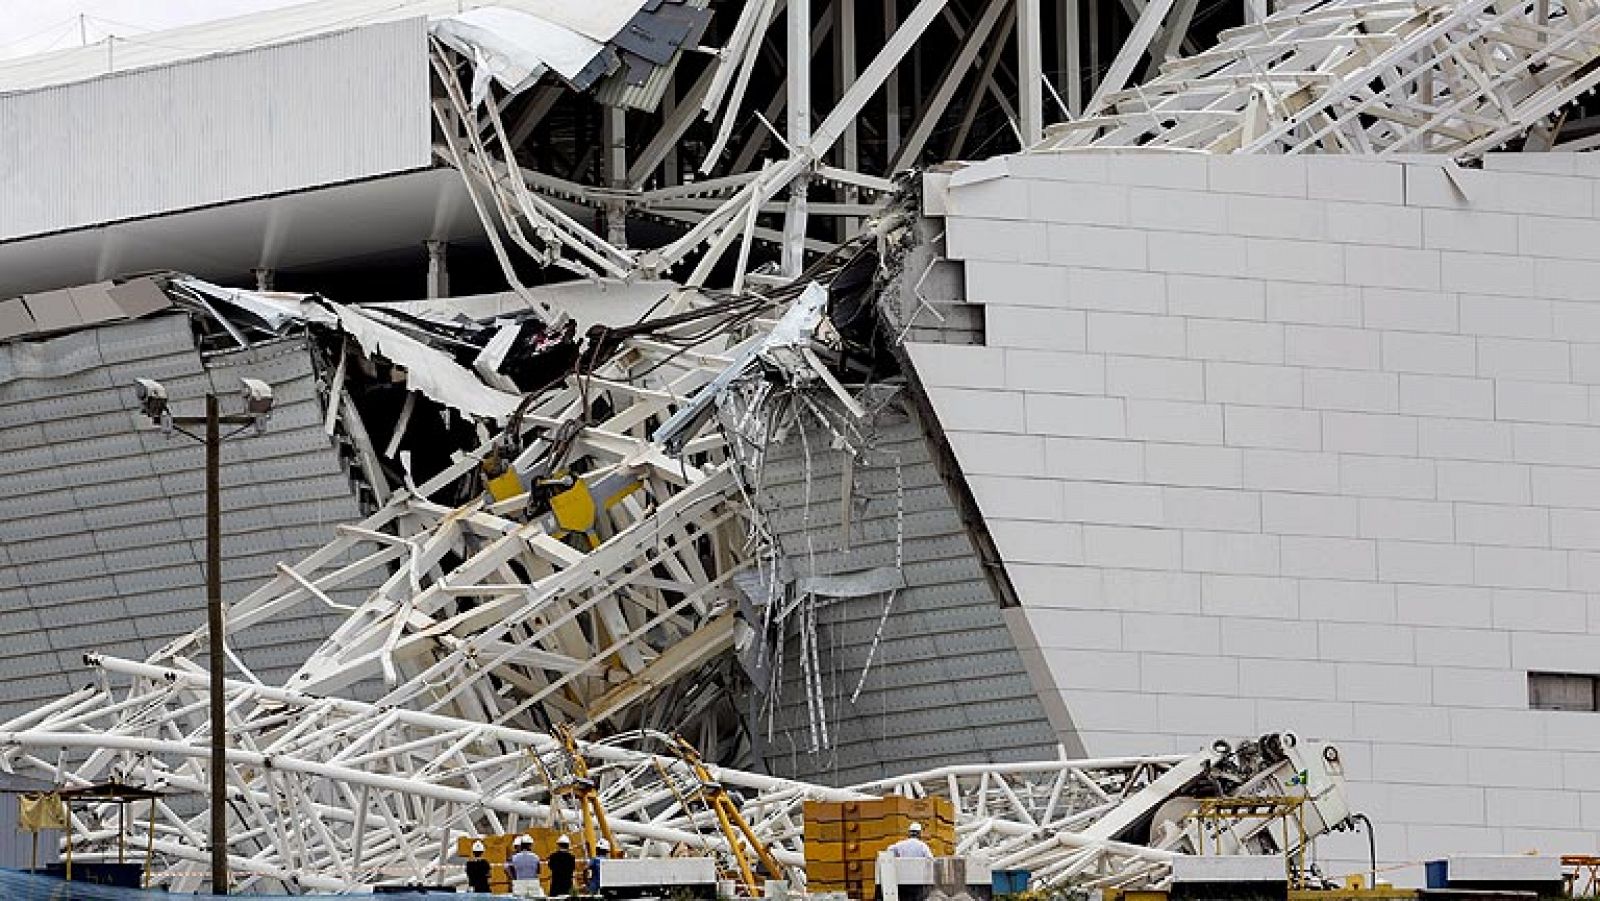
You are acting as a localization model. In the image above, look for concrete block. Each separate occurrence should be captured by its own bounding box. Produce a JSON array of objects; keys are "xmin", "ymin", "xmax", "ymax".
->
[
  {"xmin": 1125, "ymin": 398, "xmax": 1223, "ymax": 443},
  {"xmin": 1347, "ymin": 245, "xmax": 1442, "ymax": 291},
  {"xmin": 1384, "ymin": 332, "xmax": 1477, "ymax": 376},
  {"xmin": 1286, "ymin": 324, "xmax": 1380, "ymax": 369},
  {"xmin": 1478, "ymin": 337, "xmax": 1571, "ymax": 382},
  {"xmin": 1441, "ymin": 251, "xmax": 1536, "ymax": 297},
  {"xmin": 1475, "ymin": 546, "xmax": 1568, "ymax": 591},
  {"xmin": 1320, "ymin": 621, "xmax": 1415, "ymax": 663},
  {"xmin": 1238, "ymin": 657, "xmax": 1337, "ymax": 699},
  {"xmin": 1425, "ymin": 209, "xmax": 1521, "ymax": 254},
  {"xmin": 1438, "ymin": 460, "xmax": 1531, "ymax": 504},
  {"xmin": 985, "ymin": 305, "xmax": 1087, "ymax": 350},
  {"xmin": 1341, "ymin": 455, "xmax": 1436, "ymax": 499},
  {"xmin": 1246, "ymin": 237, "xmax": 1345, "ymax": 283},
  {"xmin": 1416, "ymin": 626, "xmax": 1512, "ymax": 668},
  {"xmin": 1568, "ymin": 756, "xmax": 1600, "ymax": 792},
  {"xmin": 1105, "ymin": 153, "xmax": 1210, "ymax": 190},
  {"xmin": 1555, "ymin": 302, "xmax": 1600, "ymax": 343},
  {"xmin": 946, "ymin": 216, "xmax": 1048, "ymax": 262},
  {"xmin": 1025, "ymin": 393, "xmax": 1126, "ymax": 438},
  {"xmin": 1535, "ymin": 258, "xmax": 1600, "ymax": 302},
  {"xmin": 1308, "ymin": 157, "xmax": 1405, "ymax": 204},
  {"xmin": 1182, "ymin": 529, "xmax": 1280, "ymax": 575},
  {"xmin": 1156, "ymin": 692, "xmax": 1257, "ymax": 735},
  {"xmin": 1044, "ymin": 437, "xmax": 1145, "ymax": 482},
  {"xmin": 1519, "ymin": 213, "xmax": 1600, "ymax": 261},
  {"xmin": 1056, "ymin": 689, "xmax": 1157, "ymax": 731},
  {"xmin": 968, "ymin": 475, "xmax": 1063, "ymax": 521},
  {"xmin": 1129, "ymin": 187, "xmax": 1227, "ymax": 232},
  {"xmin": 1148, "ymin": 231, "xmax": 1249, "ymax": 277},
  {"xmin": 1262, "ymin": 492, "xmax": 1359, "ymax": 537},
  {"xmin": 1004, "ymin": 153, "xmax": 1108, "ymax": 183},
  {"xmin": 1145, "ymin": 443, "xmax": 1243, "ymax": 488},
  {"xmin": 987, "ymin": 519, "xmax": 1085, "ymax": 565},
  {"xmin": 1086, "ymin": 311, "xmax": 1186, "ymax": 356},
  {"xmin": 1068, "ymin": 267, "xmax": 1167, "ymax": 313},
  {"xmin": 1496, "ymin": 171, "xmax": 1595, "ymax": 217},
  {"xmin": 1305, "ymin": 369, "xmax": 1400, "ymax": 413},
  {"xmin": 906, "ymin": 343, "xmax": 1006, "ymax": 389},
  {"xmin": 1022, "ymin": 608, "xmax": 1122, "ymax": 649},
  {"xmin": 1398, "ymin": 584, "xmax": 1492, "ymax": 627},
  {"xmin": 925, "ymin": 386, "xmax": 1025, "ymax": 432},
  {"xmin": 1106, "ymin": 355, "xmax": 1204, "ymax": 401},
  {"xmin": 1168, "ymin": 274, "xmax": 1266, "ymax": 320},
  {"xmin": 1105, "ymin": 569, "xmax": 1204, "ymax": 613},
  {"xmin": 1004, "ymin": 349, "xmax": 1106, "ymax": 394},
  {"xmin": 1225, "ymin": 405, "xmax": 1322, "ymax": 450},
  {"xmin": 1264, "ymin": 281, "xmax": 1363, "ymax": 326},
  {"xmin": 1460, "ymin": 295, "xmax": 1552, "ymax": 339},
  {"xmin": 1220, "ymin": 616, "xmax": 1319, "ymax": 658},
  {"xmin": 1371, "ymin": 742, "xmax": 1470, "ymax": 784},
  {"xmin": 1532, "ymin": 466, "xmax": 1600, "ymax": 508},
  {"xmin": 1164, "ymin": 486, "xmax": 1260, "ymax": 531},
  {"xmin": 1038, "ymin": 648, "xmax": 1141, "ymax": 690},
  {"xmin": 922, "ymin": 170, "xmax": 953, "ymax": 215},
  {"xmin": 1061, "ymin": 480, "xmax": 1165, "ymax": 527},
  {"xmin": 1122, "ymin": 612, "xmax": 1220, "ymax": 654},
  {"xmin": 946, "ymin": 432, "xmax": 1047, "ymax": 477},
  {"xmin": 1512, "ymin": 629, "xmax": 1600, "ymax": 672},
  {"xmin": 1169, "ymin": 854, "xmax": 1287, "ymax": 886},
  {"xmin": 1046, "ymin": 223, "xmax": 1148, "ymax": 270},
  {"xmin": 1200, "ymin": 573, "xmax": 1297, "ymax": 617},
  {"xmin": 1400, "ymin": 374, "xmax": 1494, "ymax": 418},
  {"xmin": 1139, "ymin": 652, "xmax": 1239, "ymax": 694},
  {"xmin": 1209, "ymin": 156, "xmax": 1307, "ymax": 196},
  {"xmin": 964, "ymin": 260, "xmax": 1069, "ymax": 307},
  {"xmin": 1496, "ymin": 380, "xmax": 1589, "ymax": 424},
  {"xmin": 1491, "ymin": 588, "xmax": 1586, "ymax": 632},
  {"xmin": 1485, "ymin": 791, "xmax": 1580, "ymax": 830},
  {"xmin": 1513, "ymin": 423, "xmax": 1600, "ymax": 466},
  {"xmin": 1328, "ymin": 201, "xmax": 1423, "ymax": 248},
  {"xmin": 1575, "ymin": 345, "xmax": 1600, "ymax": 384},
  {"xmin": 944, "ymin": 176, "xmax": 1031, "ymax": 218},
  {"xmin": 1280, "ymin": 536, "xmax": 1376, "ymax": 580},
  {"xmin": 1420, "ymin": 418, "xmax": 1513, "ymax": 460},
  {"xmin": 1323, "ymin": 411, "xmax": 1418, "ymax": 456},
  {"xmin": 1455, "ymin": 503, "xmax": 1549, "ymax": 548},
  {"xmin": 1552, "ymin": 509, "xmax": 1600, "ymax": 550},
  {"xmin": 1243, "ymin": 449, "xmax": 1340, "ymax": 493},
  {"xmin": 1255, "ymin": 697, "xmax": 1354, "ymax": 736},
  {"xmin": 1378, "ymin": 540, "xmax": 1474, "ymax": 585},
  {"xmin": 1083, "ymin": 525, "xmax": 1183, "ymax": 569},
  {"xmin": 1433, "ymin": 668, "xmax": 1529, "ymax": 709},
  {"xmin": 1225, "ymin": 194, "xmax": 1327, "ymax": 240},
  {"xmin": 1188, "ymin": 319, "xmax": 1284, "ymax": 363},
  {"xmin": 1363, "ymin": 287, "xmax": 1460, "ymax": 333},
  {"xmin": 1359, "ymin": 498, "xmax": 1455, "ymax": 542},
  {"xmin": 1203, "ymin": 361, "xmax": 1302, "ymax": 407},
  {"xmin": 1382, "ymin": 784, "xmax": 1488, "ymax": 824},
  {"xmin": 1028, "ymin": 180, "xmax": 1130, "ymax": 226},
  {"xmin": 1299, "ymin": 579, "xmax": 1395, "ymax": 622}
]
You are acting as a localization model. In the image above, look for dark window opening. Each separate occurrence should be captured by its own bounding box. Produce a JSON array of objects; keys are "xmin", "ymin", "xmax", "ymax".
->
[{"xmin": 1529, "ymin": 672, "xmax": 1600, "ymax": 711}]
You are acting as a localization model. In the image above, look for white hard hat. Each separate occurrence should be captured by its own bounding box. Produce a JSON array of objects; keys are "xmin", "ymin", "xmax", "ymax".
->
[
  {"xmin": 908, "ymin": 822, "xmax": 923, "ymax": 834},
  {"xmin": 471, "ymin": 841, "xmax": 486, "ymax": 853},
  {"xmin": 516, "ymin": 836, "xmax": 531, "ymax": 847},
  {"xmin": 557, "ymin": 835, "xmax": 571, "ymax": 846},
  {"xmin": 596, "ymin": 839, "xmax": 611, "ymax": 852}
]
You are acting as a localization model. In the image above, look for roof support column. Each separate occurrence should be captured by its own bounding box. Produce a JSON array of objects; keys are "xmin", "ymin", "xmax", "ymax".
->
[
  {"xmin": 603, "ymin": 107, "xmax": 629, "ymax": 248},
  {"xmin": 782, "ymin": 0, "xmax": 812, "ymax": 277},
  {"xmin": 425, "ymin": 240, "xmax": 448, "ymax": 299},
  {"xmin": 1019, "ymin": 0, "xmax": 1044, "ymax": 145}
]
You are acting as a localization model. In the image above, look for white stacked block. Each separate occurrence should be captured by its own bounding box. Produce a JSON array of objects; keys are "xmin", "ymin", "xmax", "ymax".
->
[{"xmin": 916, "ymin": 153, "xmax": 1600, "ymax": 878}]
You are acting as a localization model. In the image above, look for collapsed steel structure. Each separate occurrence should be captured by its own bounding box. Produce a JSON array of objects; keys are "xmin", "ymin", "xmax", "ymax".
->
[{"xmin": 4, "ymin": 0, "xmax": 1600, "ymax": 891}]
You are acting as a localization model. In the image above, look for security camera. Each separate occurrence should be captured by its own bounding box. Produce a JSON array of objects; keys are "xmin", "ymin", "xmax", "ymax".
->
[
  {"xmin": 133, "ymin": 378, "xmax": 168, "ymax": 421},
  {"xmin": 239, "ymin": 378, "xmax": 274, "ymax": 417}
]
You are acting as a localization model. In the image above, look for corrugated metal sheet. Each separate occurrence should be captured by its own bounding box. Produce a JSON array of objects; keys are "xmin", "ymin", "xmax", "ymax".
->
[
  {"xmin": 0, "ymin": 314, "xmax": 379, "ymax": 724},
  {"xmin": 0, "ymin": 18, "xmax": 431, "ymax": 242},
  {"xmin": 755, "ymin": 399, "xmax": 1059, "ymax": 786}
]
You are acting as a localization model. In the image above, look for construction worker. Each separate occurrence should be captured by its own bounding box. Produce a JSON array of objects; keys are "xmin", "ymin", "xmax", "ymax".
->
[
  {"xmin": 547, "ymin": 835, "xmax": 578, "ymax": 896},
  {"xmin": 508, "ymin": 836, "xmax": 544, "ymax": 897},
  {"xmin": 586, "ymin": 839, "xmax": 610, "ymax": 894},
  {"xmin": 466, "ymin": 840, "xmax": 493, "ymax": 893},
  {"xmin": 888, "ymin": 822, "xmax": 933, "ymax": 859}
]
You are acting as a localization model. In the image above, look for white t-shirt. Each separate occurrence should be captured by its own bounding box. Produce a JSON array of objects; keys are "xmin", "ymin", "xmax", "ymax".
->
[{"xmin": 888, "ymin": 837, "xmax": 933, "ymax": 859}]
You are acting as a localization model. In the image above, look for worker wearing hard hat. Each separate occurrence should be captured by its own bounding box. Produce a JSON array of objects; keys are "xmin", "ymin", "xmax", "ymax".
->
[
  {"xmin": 547, "ymin": 835, "xmax": 578, "ymax": 896},
  {"xmin": 508, "ymin": 836, "xmax": 544, "ymax": 897},
  {"xmin": 466, "ymin": 840, "xmax": 493, "ymax": 893},
  {"xmin": 888, "ymin": 822, "xmax": 933, "ymax": 859},
  {"xmin": 586, "ymin": 839, "xmax": 611, "ymax": 894}
]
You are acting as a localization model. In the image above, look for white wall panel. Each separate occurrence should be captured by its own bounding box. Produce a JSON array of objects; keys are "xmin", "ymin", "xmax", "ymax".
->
[{"xmin": 0, "ymin": 18, "xmax": 429, "ymax": 241}]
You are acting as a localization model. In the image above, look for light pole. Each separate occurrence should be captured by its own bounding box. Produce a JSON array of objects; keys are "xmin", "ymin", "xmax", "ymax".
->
[{"xmin": 132, "ymin": 377, "xmax": 275, "ymax": 895}]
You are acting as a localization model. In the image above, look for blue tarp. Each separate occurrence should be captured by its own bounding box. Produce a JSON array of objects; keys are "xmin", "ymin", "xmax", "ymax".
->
[{"xmin": 0, "ymin": 869, "xmax": 489, "ymax": 900}]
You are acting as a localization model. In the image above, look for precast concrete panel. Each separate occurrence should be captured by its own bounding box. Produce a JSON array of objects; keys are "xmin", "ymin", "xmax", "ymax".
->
[{"xmin": 916, "ymin": 152, "xmax": 1600, "ymax": 881}]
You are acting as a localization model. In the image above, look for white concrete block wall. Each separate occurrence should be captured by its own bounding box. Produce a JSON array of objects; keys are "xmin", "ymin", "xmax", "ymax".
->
[{"xmin": 917, "ymin": 153, "xmax": 1600, "ymax": 879}]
